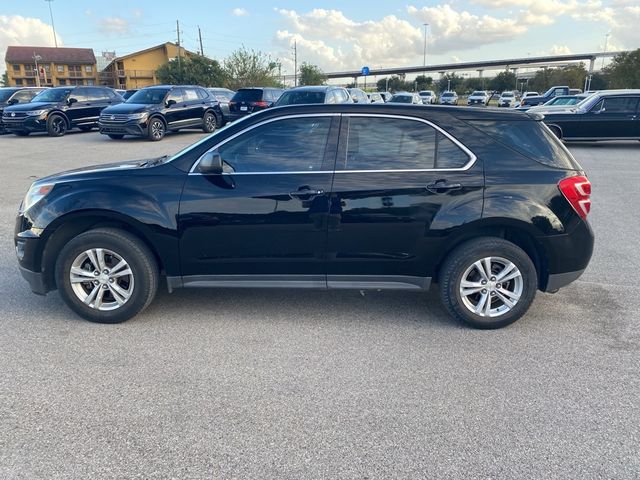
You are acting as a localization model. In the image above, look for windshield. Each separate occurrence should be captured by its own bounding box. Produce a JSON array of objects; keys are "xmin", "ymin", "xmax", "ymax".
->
[
  {"xmin": 0, "ymin": 89, "xmax": 18, "ymax": 102},
  {"xmin": 547, "ymin": 97, "xmax": 578, "ymax": 106},
  {"xmin": 419, "ymin": 91, "xmax": 433, "ymax": 96},
  {"xmin": 389, "ymin": 95, "xmax": 412, "ymax": 103},
  {"xmin": 32, "ymin": 88, "xmax": 73, "ymax": 103},
  {"xmin": 277, "ymin": 91, "xmax": 326, "ymax": 106},
  {"xmin": 501, "ymin": 92, "xmax": 514, "ymax": 97},
  {"xmin": 575, "ymin": 93, "xmax": 600, "ymax": 110},
  {"xmin": 126, "ymin": 88, "xmax": 170, "ymax": 104},
  {"xmin": 471, "ymin": 91, "xmax": 485, "ymax": 96},
  {"xmin": 442, "ymin": 92, "xmax": 454, "ymax": 97}
]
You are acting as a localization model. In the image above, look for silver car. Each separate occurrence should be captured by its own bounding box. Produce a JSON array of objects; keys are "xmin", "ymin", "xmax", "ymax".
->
[{"xmin": 439, "ymin": 91, "xmax": 459, "ymax": 105}]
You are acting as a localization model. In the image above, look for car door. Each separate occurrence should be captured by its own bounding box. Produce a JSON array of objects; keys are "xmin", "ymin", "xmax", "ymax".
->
[
  {"xmin": 66, "ymin": 88, "xmax": 92, "ymax": 125},
  {"xmin": 325, "ymin": 114, "xmax": 483, "ymax": 289},
  {"xmin": 87, "ymin": 88, "xmax": 112, "ymax": 122},
  {"xmin": 164, "ymin": 88, "xmax": 185, "ymax": 127},
  {"xmin": 583, "ymin": 96, "xmax": 640, "ymax": 138},
  {"xmin": 178, "ymin": 114, "xmax": 339, "ymax": 283},
  {"xmin": 182, "ymin": 87, "xmax": 204, "ymax": 126}
]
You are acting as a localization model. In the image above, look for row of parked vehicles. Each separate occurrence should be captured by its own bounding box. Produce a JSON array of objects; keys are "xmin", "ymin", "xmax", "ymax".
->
[{"xmin": 2, "ymin": 84, "xmax": 639, "ymax": 143}]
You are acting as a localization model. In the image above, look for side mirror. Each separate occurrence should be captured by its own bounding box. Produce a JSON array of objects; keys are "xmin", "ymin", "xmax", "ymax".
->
[
  {"xmin": 166, "ymin": 99, "xmax": 176, "ymax": 108},
  {"xmin": 199, "ymin": 150, "xmax": 223, "ymax": 174},
  {"xmin": 7, "ymin": 98, "xmax": 18, "ymax": 105},
  {"xmin": 67, "ymin": 97, "xmax": 78, "ymax": 105}
]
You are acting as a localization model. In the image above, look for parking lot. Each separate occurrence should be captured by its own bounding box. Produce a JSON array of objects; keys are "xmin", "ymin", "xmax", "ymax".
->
[{"xmin": 0, "ymin": 130, "xmax": 639, "ymax": 478}]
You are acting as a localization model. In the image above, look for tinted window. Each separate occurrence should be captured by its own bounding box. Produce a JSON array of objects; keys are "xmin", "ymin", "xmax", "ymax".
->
[
  {"xmin": 601, "ymin": 97, "xmax": 638, "ymax": 113},
  {"xmin": 276, "ymin": 91, "xmax": 326, "ymax": 106},
  {"xmin": 233, "ymin": 89, "xmax": 263, "ymax": 102},
  {"xmin": 471, "ymin": 120, "xmax": 579, "ymax": 170},
  {"xmin": 166, "ymin": 88, "xmax": 184, "ymax": 104},
  {"xmin": 183, "ymin": 88, "xmax": 199, "ymax": 101},
  {"xmin": 127, "ymin": 88, "xmax": 170, "ymax": 104},
  {"xmin": 389, "ymin": 95, "xmax": 412, "ymax": 103},
  {"xmin": 86, "ymin": 87, "xmax": 109, "ymax": 101},
  {"xmin": 12, "ymin": 90, "xmax": 38, "ymax": 103},
  {"xmin": 195, "ymin": 88, "xmax": 209, "ymax": 100},
  {"xmin": 216, "ymin": 117, "xmax": 331, "ymax": 173},
  {"xmin": 0, "ymin": 89, "xmax": 18, "ymax": 102},
  {"xmin": 339, "ymin": 117, "xmax": 469, "ymax": 171},
  {"xmin": 70, "ymin": 88, "xmax": 88, "ymax": 102}
]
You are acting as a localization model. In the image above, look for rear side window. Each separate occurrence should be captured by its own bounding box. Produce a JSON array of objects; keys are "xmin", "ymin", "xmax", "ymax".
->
[
  {"xmin": 470, "ymin": 120, "xmax": 580, "ymax": 170},
  {"xmin": 233, "ymin": 89, "xmax": 263, "ymax": 102},
  {"xmin": 277, "ymin": 91, "xmax": 326, "ymax": 105},
  {"xmin": 339, "ymin": 117, "xmax": 471, "ymax": 171}
]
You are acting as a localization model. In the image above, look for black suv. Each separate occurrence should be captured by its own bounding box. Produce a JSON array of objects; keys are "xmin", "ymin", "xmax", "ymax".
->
[
  {"xmin": 14, "ymin": 104, "xmax": 593, "ymax": 329},
  {"xmin": 228, "ymin": 87, "xmax": 283, "ymax": 122},
  {"xmin": 0, "ymin": 87, "xmax": 46, "ymax": 134},
  {"xmin": 3, "ymin": 86, "xmax": 122, "ymax": 137},
  {"xmin": 99, "ymin": 85, "xmax": 221, "ymax": 141}
]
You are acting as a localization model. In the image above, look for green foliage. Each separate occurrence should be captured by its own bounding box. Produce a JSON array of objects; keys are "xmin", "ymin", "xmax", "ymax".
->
[
  {"xmin": 463, "ymin": 77, "xmax": 486, "ymax": 92},
  {"xmin": 298, "ymin": 62, "xmax": 327, "ymax": 86},
  {"xmin": 1, "ymin": 72, "xmax": 8, "ymax": 87},
  {"xmin": 376, "ymin": 76, "xmax": 414, "ymax": 93},
  {"xmin": 528, "ymin": 64, "xmax": 588, "ymax": 92},
  {"xmin": 156, "ymin": 54, "xmax": 225, "ymax": 87},
  {"xmin": 222, "ymin": 46, "xmax": 281, "ymax": 90},
  {"xmin": 415, "ymin": 75, "xmax": 433, "ymax": 91},
  {"xmin": 437, "ymin": 73, "xmax": 464, "ymax": 92},
  {"xmin": 488, "ymin": 71, "xmax": 517, "ymax": 92},
  {"xmin": 587, "ymin": 72, "xmax": 608, "ymax": 90},
  {"xmin": 603, "ymin": 49, "xmax": 640, "ymax": 88}
]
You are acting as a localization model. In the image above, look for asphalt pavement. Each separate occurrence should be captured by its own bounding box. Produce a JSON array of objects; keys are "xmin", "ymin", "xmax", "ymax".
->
[{"xmin": 0, "ymin": 129, "xmax": 638, "ymax": 479}]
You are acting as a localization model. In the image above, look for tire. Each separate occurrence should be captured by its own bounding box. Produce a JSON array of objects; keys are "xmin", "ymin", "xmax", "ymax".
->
[
  {"xmin": 439, "ymin": 237, "xmax": 537, "ymax": 329},
  {"xmin": 14, "ymin": 131, "xmax": 30, "ymax": 136},
  {"xmin": 108, "ymin": 134, "xmax": 125, "ymax": 140},
  {"xmin": 47, "ymin": 114, "xmax": 67, "ymax": 137},
  {"xmin": 78, "ymin": 125, "xmax": 93, "ymax": 132},
  {"xmin": 202, "ymin": 111, "xmax": 217, "ymax": 133},
  {"xmin": 147, "ymin": 117, "xmax": 165, "ymax": 141},
  {"xmin": 55, "ymin": 228, "xmax": 159, "ymax": 324}
]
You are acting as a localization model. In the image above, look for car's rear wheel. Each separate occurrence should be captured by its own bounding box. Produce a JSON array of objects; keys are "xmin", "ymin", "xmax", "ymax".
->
[
  {"xmin": 439, "ymin": 237, "xmax": 537, "ymax": 329},
  {"xmin": 108, "ymin": 134, "xmax": 124, "ymax": 140},
  {"xmin": 55, "ymin": 228, "xmax": 158, "ymax": 323},
  {"xmin": 202, "ymin": 111, "xmax": 217, "ymax": 133},
  {"xmin": 47, "ymin": 114, "xmax": 67, "ymax": 137},
  {"xmin": 147, "ymin": 118, "xmax": 165, "ymax": 141}
]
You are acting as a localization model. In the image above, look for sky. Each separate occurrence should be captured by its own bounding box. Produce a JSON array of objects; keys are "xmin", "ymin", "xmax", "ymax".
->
[{"xmin": 0, "ymin": 0, "xmax": 638, "ymax": 78}]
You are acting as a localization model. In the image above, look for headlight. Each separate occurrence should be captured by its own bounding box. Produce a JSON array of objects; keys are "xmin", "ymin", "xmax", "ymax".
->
[
  {"xmin": 128, "ymin": 112, "xmax": 148, "ymax": 120},
  {"xmin": 21, "ymin": 183, "xmax": 54, "ymax": 212},
  {"xmin": 25, "ymin": 110, "xmax": 48, "ymax": 116}
]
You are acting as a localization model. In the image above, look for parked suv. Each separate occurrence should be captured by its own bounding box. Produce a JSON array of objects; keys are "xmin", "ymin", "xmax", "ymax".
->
[
  {"xmin": 3, "ymin": 86, "xmax": 122, "ymax": 137},
  {"xmin": 439, "ymin": 91, "xmax": 459, "ymax": 105},
  {"xmin": 207, "ymin": 87, "xmax": 235, "ymax": 125},
  {"xmin": 0, "ymin": 87, "xmax": 46, "ymax": 134},
  {"xmin": 275, "ymin": 86, "xmax": 353, "ymax": 106},
  {"xmin": 14, "ymin": 104, "xmax": 593, "ymax": 329},
  {"xmin": 98, "ymin": 85, "xmax": 221, "ymax": 141},
  {"xmin": 228, "ymin": 87, "xmax": 283, "ymax": 122}
]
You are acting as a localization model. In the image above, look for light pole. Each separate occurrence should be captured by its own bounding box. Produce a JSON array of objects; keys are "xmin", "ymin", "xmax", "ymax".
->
[
  {"xmin": 45, "ymin": 0, "xmax": 58, "ymax": 47},
  {"xmin": 602, "ymin": 33, "xmax": 610, "ymax": 70},
  {"xmin": 422, "ymin": 23, "xmax": 429, "ymax": 75},
  {"xmin": 33, "ymin": 53, "xmax": 43, "ymax": 87}
]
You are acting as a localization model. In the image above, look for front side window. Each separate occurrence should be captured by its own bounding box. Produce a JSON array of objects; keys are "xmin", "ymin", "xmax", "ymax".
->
[
  {"xmin": 166, "ymin": 88, "xmax": 184, "ymax": 105},
  {"xmin": 215, "ymin": 117, "xmax": 331, "ymax": 173},
  {"xmin": 601, "ymin": 97, "xmax": 639, "ymax": 114},
  {"xmin": 339, "ymin": 117, "xmax": 470, "ymax": 171}
]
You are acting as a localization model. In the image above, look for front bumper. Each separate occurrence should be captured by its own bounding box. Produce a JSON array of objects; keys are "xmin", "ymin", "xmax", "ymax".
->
[
  {"xmin": 99, "ymin": 119, "xmax": 148, "ymax": 137},
  {"xmin": 15, "ymin": 214, "xmax": 50, "ymax": 295},
  {"xmin": 2, "ymin": 116, "xmax": 47, "ymax": 133}
]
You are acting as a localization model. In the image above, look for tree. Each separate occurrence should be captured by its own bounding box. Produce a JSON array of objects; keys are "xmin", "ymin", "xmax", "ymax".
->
[
  {"xmin": 298, "ymin": 62, "xmax": 327, "ymax": 86},
  {"xmin": 156, "ymin": 54, "xmax": 225, "ymax": 87},
  {"xmin": 488, "ymin": 70, "xmax": 517, "ymax": 92},
  {"xmin": 588, "ymin": 72, "xmax": 608, "ymax": 90},
  {"xmin": 223, "ymin": 46, "xmax": 280, "ymax": 90},
  {"xmin": 1, "ymin": 72, "xmax": 8, "ymax": 87},
  {"xmin": 415, "ymin": 75, "xmax": 433, "ymax": 91},
  {"xmin": 603, "ymin": 49, "xmax": 640, "ymax": 88},
  {"xmin": 438, "ymin": 73, "xmax": 463, "ymax": 92},
  {"xmin": 377, "ymin": 76, "xmax": 414, "ymax": 92},
  {"xmin": 528, "ymin": 64, "xmax": 589, "ymax": 92},
  {"xmin": 463, "ymin": 77, "xmax": 486, "ymax": 92}
]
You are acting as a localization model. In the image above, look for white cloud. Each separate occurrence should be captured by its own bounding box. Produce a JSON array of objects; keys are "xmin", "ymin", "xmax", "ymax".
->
[
  {"xmin": 131, "ymin": 9, "xmax": 143, "ymax": 19},
  {"xmin": 232, "ymin": 8, "xmax": 248, "ymax": 17},
  {"xmin": 99, "ymin": 17, "xmax": 131, "ymax": 35},
  {"xmin": 550, "ymin": 44, "xmax": 572, "ymax": 55},
  {"xmin": 0, "ymin": 15, "xmax": 61, "ymax": 74}
]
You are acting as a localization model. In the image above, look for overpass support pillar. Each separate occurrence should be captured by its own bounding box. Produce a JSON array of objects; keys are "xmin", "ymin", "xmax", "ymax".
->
[
  {"xmin": 477, "ymin": 69, "xmax": 484, "ymax": 78},
  {"xmin": 589, "ymin": 58, "xmax": 595, "ymax": 72}
]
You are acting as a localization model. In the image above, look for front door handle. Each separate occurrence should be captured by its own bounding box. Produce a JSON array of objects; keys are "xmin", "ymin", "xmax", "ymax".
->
[
  {"xmin": 289, "ymin": 186, "xmax": 325, "ymax": 200},
  {"xmin": 426, "ymin": 180, "xmax": 462, "ymax": 194}
]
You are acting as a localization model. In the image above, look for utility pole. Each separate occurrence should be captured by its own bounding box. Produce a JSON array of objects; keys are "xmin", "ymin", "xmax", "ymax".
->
[
  {"xmin": 176, "ymin": 20, "xmax": 181, "ymax": 71},
  {"xmin": 291, "ymin": 40, "xmax": 298, "ymax": 87},
  {"xmin": 198, "ymin": 26, "xmax": 204, "ymax": 56},
  {"xmin": 422, "ymin": 23, "xmax": 428, "ymax": 75},
  {"xmin": 33, "ymin": 53, "xmax": 42, "ymax": 87},
  {"xmin": 602, "ymin": 33, "xmax": 610, "ymax": 70},
  {"xmin": 45, "ymin": 0, "xmax": 58, "ymax": 47}
]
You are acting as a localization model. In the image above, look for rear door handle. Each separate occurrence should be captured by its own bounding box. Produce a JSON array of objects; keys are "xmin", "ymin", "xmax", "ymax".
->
[
  {"xmin": 426, "ymin": 180, "xmax": 462, "ymax": 194},
  {"xmin": 289, "ymin": 186, "xmax": 325, "ymax": 200}
]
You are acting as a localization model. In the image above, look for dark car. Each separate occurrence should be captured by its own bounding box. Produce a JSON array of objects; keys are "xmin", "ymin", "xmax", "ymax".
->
[
  {"xmin": 0, "ymin": 87, "xmax": 46, "ymax": 134},
  {"xmin": 14, "ymin": 104, "xmax": 593, "ymax": 329},
  {"xmin": 122, "ymin": 89, "xmax": 138, "ymax": 100},
  {"xmin": 3, "ymin": 86, "xmax": 122, "ymax": 137},
  {"xmin": 543, "ymin": 89, "xmax": 640, "ymax": 141},
  {"xmin": 98, "ymin": 85, "xmax": 221, "ymax": 141},
  {"xmin": 207, "ymin": 87, "xmax": 235, "ymax": 125},
  {"xmin": 227, "ymin": 87, "xmax": 283, "ymax": 122},
  {"xmin": 275, "ymin": 86, "xmax": 353, "ymax": 106}
]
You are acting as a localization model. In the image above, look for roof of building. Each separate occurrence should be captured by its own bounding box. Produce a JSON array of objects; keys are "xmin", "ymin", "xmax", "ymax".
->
[
  {"xmin": 5, "ymin": 46, "xmax": 96, "ymax": 64},
  {"xmin": 101, "ymin": 42, "xmax": 197, "ymax": 71}
]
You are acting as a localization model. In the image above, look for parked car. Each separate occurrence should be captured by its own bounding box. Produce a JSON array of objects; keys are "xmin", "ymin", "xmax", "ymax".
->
[
  {"xmin": 348, "ymin": 88, "xmax": 369, "ymax": 104},
  {"xmin": 439, "ymin": 91, "xmax": 459, "ymax": 105},
  {"xmin": 0, "ymin": 87, "xmax": 46, "ymax": 134},
  {"xmin": 207, "ymin": 87, "xmax": 235, "ymax": 125},
  {"xmin": 367, "ymin": 92, "xmax": 385, "ymax": 103},
  {"xmin": 228, "ymin": 87, "xmax": 283, "ymax": 122},
  {"xmin": 467, "ymin": 91, "xmax": 491, "ymax": 106},
  {"xmin": 542, "ymin": 89, "xmax": 640, "ymax": 141},
  {"xmin": 98, "ymin": 85, "xmax": 221, "ymax": 141},
  {"xmin": 498, "ymin": 91, "xmax": 518, "ymax": 108},
  {"xmin": 387, "ymin": 92, "xmax": 422, "ymax": 104},
  {"xmin": 379, "ymin": 92, "xmax": 393, "ymax": 103},
  {"xmin": 121, "ymin": 89, "xmax": 138, "ymax": 100},
  {"xmin": 2, "ymin": 86, "xmax": 123, "ymax": 137},
  {"xmin": 275, "ymin": 86, "xmax": 352, "ymax": 106},
  {"xmin": 522, "ymin": 91, "xmax": 540, "ymax": 99},
  {"xmin": 526, "ymin": 94, "xmax": 591, "ymax": 114},
  {"xmin": 520, "ymin": 86, "xmax": 571, "ymax": 108},
  {"xmin": 419, "ymin": 90, "xmax": 437, "ymax": 104},
  {"xmin": 14, "ymin": 103, "xmax": 593, "ymax": 329}
]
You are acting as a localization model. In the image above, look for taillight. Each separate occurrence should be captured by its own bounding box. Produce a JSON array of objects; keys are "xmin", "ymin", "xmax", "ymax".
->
[
  {"xmin": 558, "ymin": 175, "xmax": 591, "ymax": 219},
  {"xmin": 251, "ymin": 101, "xmax": 269, "ymax": 107}
]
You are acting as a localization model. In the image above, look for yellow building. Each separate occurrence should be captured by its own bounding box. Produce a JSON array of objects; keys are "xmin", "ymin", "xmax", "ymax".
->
[
  {"xmin": 5, "ymin": 46, "xmax": 98, "ymax": 87},
  {"xmin": 99, "ymin": 42, "xmax": 195, "ymax": 90}
]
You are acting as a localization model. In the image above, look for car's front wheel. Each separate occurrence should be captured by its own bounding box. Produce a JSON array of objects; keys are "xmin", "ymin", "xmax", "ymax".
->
[
  {"xmin": 439, "ymin": 237, "xmax": 537, "ymax": 329},
  {"xmin": 202, "ymin": 111, "xmax": 217, "ymax": 133},
  {"xmin": 47, "ymin": 114, "xmax": 67, "ymax": 137},
  {"xmin": 55, "ymin": 228, "xmax": 159, "ymax": 323},
  {"xmin": 147, "ymin": 118, "xmax": 166, "ymax": 141}
]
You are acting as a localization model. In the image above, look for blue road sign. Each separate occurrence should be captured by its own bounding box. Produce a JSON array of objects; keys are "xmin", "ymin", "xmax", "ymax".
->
[{"xmin": 361, "ymin": 66, "xmax": 370, "ymax": 76}]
